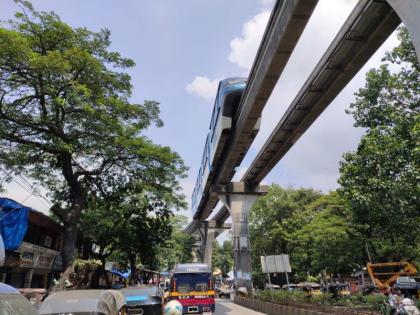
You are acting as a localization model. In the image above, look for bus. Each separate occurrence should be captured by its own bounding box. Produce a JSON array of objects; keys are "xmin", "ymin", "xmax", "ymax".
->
[{"xmin": 168, "ymin": 263, "xmax": 215, "ymax": 314}]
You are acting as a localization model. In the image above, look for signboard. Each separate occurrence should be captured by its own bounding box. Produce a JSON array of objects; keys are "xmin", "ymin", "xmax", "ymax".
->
[
  {"xmin": 261, "ymin": 254, "xmax": 291, "ymax": 273},
  {"xmin": 105, "ymin": 261, "xmax": 119, "ymax": 271},
  {"xmin": 20, "ymin": 250, "xmax": 35, "ymax": 268},
  {"xmin": 18, "ymin": 242, "xmax": 58, "ymax": 270},
  {"xmin": 37, "ymin": 253, "xmax": 55, "ymax": 269}
]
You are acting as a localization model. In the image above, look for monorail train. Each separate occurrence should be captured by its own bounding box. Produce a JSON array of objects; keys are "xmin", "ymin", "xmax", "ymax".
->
[{"xmin": 191, "ymin": 77, "xmax": 247, "ymax": 217}]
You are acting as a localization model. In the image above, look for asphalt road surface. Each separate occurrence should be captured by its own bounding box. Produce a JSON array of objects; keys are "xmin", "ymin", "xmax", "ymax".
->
[{"xmin": 214, "ymin": 298, "xmax": 265, "ymax": 315}]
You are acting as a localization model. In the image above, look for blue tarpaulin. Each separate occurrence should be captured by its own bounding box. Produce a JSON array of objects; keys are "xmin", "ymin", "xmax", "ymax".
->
[
  {"xmin": 0, "ymin": 198, "xmax": 30, "ymax": 251},
  {"xmin": 111, "ymin": 269, "xmax": 131, "ymax": 279}
]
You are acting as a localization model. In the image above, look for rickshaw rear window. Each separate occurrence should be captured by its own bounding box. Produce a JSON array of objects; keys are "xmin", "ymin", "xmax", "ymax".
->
[{"xmin": 0, "ymin": 295, "xmax": 38, "ymax": 315}]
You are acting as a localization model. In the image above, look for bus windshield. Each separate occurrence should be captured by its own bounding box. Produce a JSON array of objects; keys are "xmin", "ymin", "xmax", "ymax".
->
[
  {"xmin": 171, "ymin": 273, "xmax": 211, "ymax": 293},
  {"xmin": 168, "ymin": 264, "xmax": 216, "ymax": 314}
]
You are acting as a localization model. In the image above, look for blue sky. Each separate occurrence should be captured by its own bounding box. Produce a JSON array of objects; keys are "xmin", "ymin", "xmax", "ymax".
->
[{"xmin": 0, "ymin": 0, "xmax": 399, "ymax": 221}]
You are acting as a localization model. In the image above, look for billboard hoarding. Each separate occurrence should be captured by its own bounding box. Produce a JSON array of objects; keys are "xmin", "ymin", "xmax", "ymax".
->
[{"xmin": 260, "ymin": 254, "xmax": 291, "ymax": 273}]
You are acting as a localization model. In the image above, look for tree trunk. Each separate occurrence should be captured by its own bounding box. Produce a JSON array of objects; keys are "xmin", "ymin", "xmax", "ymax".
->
[
  {"xmin": 62, "ymin": 222, "xmax": 79, "ymax": 269},
  {"xmin": 129, "ymin": 253, "xmax": 137, "ymax": 285},
  {"xmin": 59, "ymin": 153, "xmax": 85, "ymax": 269}
]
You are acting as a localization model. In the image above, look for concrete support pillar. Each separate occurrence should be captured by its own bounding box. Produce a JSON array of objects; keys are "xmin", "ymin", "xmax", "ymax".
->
[
  {"xmin": 198, "ymin": 228, "xmax": 206, "ymax": 263},
  {"xmin": 198, "ymin": 221, "xmax": 232, "ymax": 267},
  {"xmin": 199, "ymin": 228, "xmax": 216, "ymax": 266},
  {"xmin": 213, "ymin": 182, "xmax": 267, "ymax": 295}
]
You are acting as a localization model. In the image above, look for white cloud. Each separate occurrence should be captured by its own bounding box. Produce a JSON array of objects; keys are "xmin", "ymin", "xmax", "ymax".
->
[
  {"xmin": 186, "ymin": 76, "xmax": 219, "ymax": 102},
  {"xmin": 258, "ymin": 0, "xmax": 275, "ymax": 9},
  {"xmin": 228, "ymin": 10, "xmax": 271, "ymax": 70}
]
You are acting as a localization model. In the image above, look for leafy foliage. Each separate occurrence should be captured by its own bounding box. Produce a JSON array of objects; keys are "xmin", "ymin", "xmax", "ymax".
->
[
  {"xmin": 212, "ymin": 239, "xmax": 233, "ymax": 277},
  {"xmin": 249, "ymin": 185, "xmax": 321, "ymax": 274},
  {"xmin": 339, "ymin": 27, "xmax": 420, "ymax": 261},
  {"xmin": 156, "ymin": 215, "xmax": 197, "ymax": 271},
  {"xmin": 290, "ymin": 193, "xmax": 364, "ymax": 276},
  {"xmin": 256, "ymin": 290, "xmax": 390, "ymax": 313},
  {"xmin": 0, "ymin": 1, "xmax": 186, "ymax": 266},
  {"xmin": 80, "ymin": 191, "xmax": 176, "ymax": 273},
  {"xmin": 249, "ymin": 186, "xmax": 363, "ymax": 280}
]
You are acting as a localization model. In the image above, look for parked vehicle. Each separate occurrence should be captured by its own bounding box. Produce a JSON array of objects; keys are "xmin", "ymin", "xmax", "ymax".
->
[
  {"xmin": 396, "ymin": 276, "xmax": 420, "ymax": 299},
  {"xmin": 216, "ymin": 283, "xmax": 234, "ymax": 298},
  {"xmin": 282, "ymin": 283, "xmax": 300, "ymax": 292},
  {"xmin": 0, "ymin": 282, "xmax": 38, "ymax": 315},
  {"xmin": 39, "ymin": 289, "xmax": 127, "ymax": 315},
  {"xmin": 264, "ymin": 284, "xmax": 281, "ymax": 290},
  {"xmin": 297, "ymin": 282, "xmax": 322, "ymax": 296},
  {"xmin": 121, "ymin": 286, "xmax": 163, "ymax": 315},
  {"xmin": 324, "ymin": 282, "xmax": 351, "ymax": 298}
]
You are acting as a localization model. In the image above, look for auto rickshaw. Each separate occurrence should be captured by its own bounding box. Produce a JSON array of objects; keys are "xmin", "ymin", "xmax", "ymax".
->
[
  {"xmin": 297, "ymin": 282, "xmax": 322, "ymax": 296},
  {"xmin": 39, "ymin": 289, "xmax": 127, "ymax": 315},
  {"xmin": 325, "ymin": 282, "xmax": 351, "ymax": 298}
]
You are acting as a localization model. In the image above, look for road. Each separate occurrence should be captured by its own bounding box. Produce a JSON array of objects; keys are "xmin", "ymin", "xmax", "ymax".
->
[{"xmin": 214, "ymin": 298, "xmax": 264, "ymax": 315}]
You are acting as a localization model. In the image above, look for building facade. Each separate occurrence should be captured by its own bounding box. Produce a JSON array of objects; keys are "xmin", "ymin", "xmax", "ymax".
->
[{"xmin": 0, "ymin": 199, "xmax": 63, "ymax": 288}]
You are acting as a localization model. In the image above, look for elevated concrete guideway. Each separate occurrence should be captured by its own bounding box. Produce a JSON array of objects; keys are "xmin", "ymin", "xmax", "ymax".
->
[
  {"xmin": 185, "ymin": 0, "xmax": 319, "ymax": 234},
  {"xmin": 187, "ymin": 0, "xmax": 420, "ymax": 296},
  {"xmin": 212, "ymin": 0, "xmax": 402, "ymax": 225}
]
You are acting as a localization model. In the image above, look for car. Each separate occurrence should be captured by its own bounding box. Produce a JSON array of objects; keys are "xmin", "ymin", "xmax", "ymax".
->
[
  {"xmin": 0, "ymin": 282, "xmax": 38, "ymax": 315},
  {"xmin": 121, "ymin": 286, "xmax": 163, "ymax": 315},
  {"xmin": 264, "ymin": 284, "xmax": 281, "ymax": 290},
  {"xmin": 396, "ymin": 276, "xmax": 420, "ymax": 299},
  {"xmin": 282, "ymin": 283, "xmax": 301, "ymax": 292},
  {"xmin": 217, "ymin": 284, "xmax": 234, "ymax": 298}
]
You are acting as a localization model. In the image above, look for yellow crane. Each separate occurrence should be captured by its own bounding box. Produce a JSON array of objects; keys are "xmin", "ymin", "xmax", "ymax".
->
[{"xmin": 366, "ymin": 262, "xmax": 418, "ymax": 290}]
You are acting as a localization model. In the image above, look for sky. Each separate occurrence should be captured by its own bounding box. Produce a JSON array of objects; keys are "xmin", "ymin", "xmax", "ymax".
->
[{"xmin": 0, "ymin": 0, "xmax": 399, "ymax": 222}]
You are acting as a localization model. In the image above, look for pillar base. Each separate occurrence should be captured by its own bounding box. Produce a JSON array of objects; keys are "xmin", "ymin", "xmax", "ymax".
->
[{"xmin": 214, "ymin": 182, "xmax": 268, "ymax": 295}]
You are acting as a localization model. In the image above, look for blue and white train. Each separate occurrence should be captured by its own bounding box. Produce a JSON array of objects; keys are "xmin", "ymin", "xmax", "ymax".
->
[{"xmin": 191, "ymin": 77, "xmax": 247, "ymax": 217}]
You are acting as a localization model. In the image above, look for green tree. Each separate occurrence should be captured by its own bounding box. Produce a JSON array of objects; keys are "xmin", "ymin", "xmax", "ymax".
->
[
  {"xmin": 291, "ymin": 192, "xmax": 364, "ymax": 277},
  {"xmin": 156, "ymin": 215, "xmax": 197, "ymax": 271},
  {"xmin": 82, "ymin": 193, "xmax": 176, "ymax": 279},
  {"xmin": 0, "ymin": 1, "xmax": 186, "ymax": 267},
  {"xmin": 212, "ymin": 239, "xmax": 233, "ymax": 277},
  {"xmin": 250, "ymin": 186, "xmax": 364, "ymax": 280},
  {"xmin": 249, "ymin": 185, "xmax": 322, "ymax": 272},
  {"xmin": 339, "ymin": 27, "xmax": 420, "ymax": 261}
]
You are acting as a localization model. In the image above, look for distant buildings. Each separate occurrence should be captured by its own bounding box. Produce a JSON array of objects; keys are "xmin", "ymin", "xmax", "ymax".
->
[{"xmin": 0, "ymin": 198, "xmax": 63, "ymax": 288}]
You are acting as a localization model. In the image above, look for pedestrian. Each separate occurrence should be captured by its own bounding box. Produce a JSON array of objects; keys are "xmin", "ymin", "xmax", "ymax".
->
[
  {"xmin": 388, "ymin": 289, "xmax": 396, "ymax": 314},
  {"xmin": 399, "ymin": 298, "xmax": 420, "ymax": 315}
]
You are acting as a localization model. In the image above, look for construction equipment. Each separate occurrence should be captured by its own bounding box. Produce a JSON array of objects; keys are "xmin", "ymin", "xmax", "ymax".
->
[{"xmin": 367, "ymin": 262, "xmax": 418, "ymax": 290}]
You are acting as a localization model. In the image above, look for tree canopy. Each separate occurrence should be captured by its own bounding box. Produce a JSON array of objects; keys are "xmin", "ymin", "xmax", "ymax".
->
[
  {"xmin": 249, "ymin": 185, "xmax": 365, "ymax": 282},
  {"xmin": 156, "ymin": 215, "xmax": 197, "ymax": 271},
  {"xmin": 339, "ymin": 27, "xmax": 420, "ymax": 261},
  {"xmin": 0, "ymin": 0, "xmax": 186, "ymax": 267},
  {"xmin": 212, "ymin": 239, "xmax": 233, "ymax": 277},
  {"xmin": 249, "ymin": 29, "xmax": 419, "ymax": 285}
]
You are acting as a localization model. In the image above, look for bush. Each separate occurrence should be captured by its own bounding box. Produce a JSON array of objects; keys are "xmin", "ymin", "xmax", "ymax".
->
[{"xmin": 256, "ymin": 289, "xmax": 391, "ymax": 313}]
